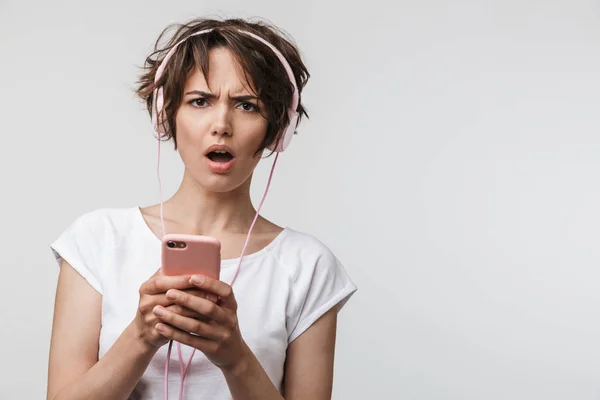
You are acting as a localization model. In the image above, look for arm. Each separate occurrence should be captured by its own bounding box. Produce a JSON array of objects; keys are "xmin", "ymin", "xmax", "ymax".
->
[
  {"xmin": 223, "ymin": 308, "xmax": 338, "ymax": 400},
  {"xmin": 47, "ymin": 260, "xmax": 158, "ymax": 400},
  {"xmin": 282, "ymin": 308, "xmax": 337, "ymax": 399}
]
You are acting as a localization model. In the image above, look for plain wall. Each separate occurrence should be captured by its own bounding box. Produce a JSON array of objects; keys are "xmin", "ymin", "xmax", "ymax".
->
[{"xmin": 1, "ymin": 0, "xmax": 599, "ymax": 398}]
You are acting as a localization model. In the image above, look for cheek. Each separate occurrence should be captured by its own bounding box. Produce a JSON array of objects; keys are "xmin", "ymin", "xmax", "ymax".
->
[
  {"xmin": 244, "ymin": 121, "xmax": 269, "ymax": 149},
  {"xmin": 240, "ymin": 137, "xmax": 265, "ymax": 164},
  {"xmin": 176, "ymin": 112, "xmax": 208, "ymax": 143}
]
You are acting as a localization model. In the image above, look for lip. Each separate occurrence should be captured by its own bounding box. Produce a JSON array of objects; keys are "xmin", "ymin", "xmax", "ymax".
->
[
  {"xmin": 206, "ymin": 157, "xmax": 236, "ymax": 173},
  {"xmin": 204, "ymin": 144, "xmax": 236, "ymax": 158},
  {"xmin": 204, "ymin": 144, "xmax": 236, "ymax": 174}
]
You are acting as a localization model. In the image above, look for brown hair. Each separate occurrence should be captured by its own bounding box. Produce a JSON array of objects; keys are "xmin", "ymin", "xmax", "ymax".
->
[{"xmin": 135, "ymin": 17, "xmax": 310, "ymax": 156}]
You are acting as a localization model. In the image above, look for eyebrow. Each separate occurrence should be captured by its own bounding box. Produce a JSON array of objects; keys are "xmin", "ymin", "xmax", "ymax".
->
[{"xmin": 184, "ymin": 90, "xmax": 258, "ymax": 102}]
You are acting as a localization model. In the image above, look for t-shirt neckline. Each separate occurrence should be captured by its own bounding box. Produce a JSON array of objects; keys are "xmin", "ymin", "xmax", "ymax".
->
[{"xmin": 132, "ymin": 206, "xmax": 289, "ymax": 267}]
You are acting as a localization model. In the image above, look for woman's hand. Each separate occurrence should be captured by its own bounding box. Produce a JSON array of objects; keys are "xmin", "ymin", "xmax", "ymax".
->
[
  {"xmin": 151, "ymin": 275, "xmax": 249, "ymax": 371},
  {"xmin": 132, "ymin": 269, "xmax": 217, "ymax": 348}
]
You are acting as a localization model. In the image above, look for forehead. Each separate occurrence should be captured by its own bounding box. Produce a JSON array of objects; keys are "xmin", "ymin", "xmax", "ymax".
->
[{"xmin": 183, "ymin": 47, "xmax": 255, "ymax": 94}]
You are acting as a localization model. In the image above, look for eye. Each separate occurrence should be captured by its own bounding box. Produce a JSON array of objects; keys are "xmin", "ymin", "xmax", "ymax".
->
[
  {"xmin": 189, "ymin": 98, "xmax": 208, "ymax": 107},
  {"xmin": 238, "ymin": 102, "xmax": 258, "ymax": 112}
]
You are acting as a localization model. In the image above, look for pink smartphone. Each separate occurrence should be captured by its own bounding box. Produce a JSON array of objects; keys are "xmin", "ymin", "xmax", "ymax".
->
[{"xmin": 161, "ymin": 233, "xmax": 221, "ymax": 280}]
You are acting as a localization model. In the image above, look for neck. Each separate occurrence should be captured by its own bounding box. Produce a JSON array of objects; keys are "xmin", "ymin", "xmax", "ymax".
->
[{"xmin": 162, "ymin": 169, "xmax": 259, "ymax": 236}]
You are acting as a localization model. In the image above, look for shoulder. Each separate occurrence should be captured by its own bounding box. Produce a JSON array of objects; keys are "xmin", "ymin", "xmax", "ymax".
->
[
  {"xmin": 75, "ymin": 206, "xmax": 138, "ymax": 225},
  {"xmin": 270, "ymin": 228, "xmax": 343, "ymax": 280},
  {"xmin": 271, "ymin": 228, "xmax": 357, "ymax": 342},
  {"xmin": 58, "ymin": 206, "xmax": 141, "ymax": 248},
  {"xmin": 274, "ymin": 228, "xmax": 336, "ymax": 258}
]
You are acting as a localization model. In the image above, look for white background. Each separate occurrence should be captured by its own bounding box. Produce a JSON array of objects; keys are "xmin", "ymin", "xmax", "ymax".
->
[{"xmin": 1, "ymin": 0, "xmax": 600, "ymax": 398}]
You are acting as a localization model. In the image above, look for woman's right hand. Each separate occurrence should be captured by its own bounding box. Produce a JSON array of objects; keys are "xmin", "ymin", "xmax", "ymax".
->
[{"xmin": 132, "ymin": 268, "xmax": 215, "ymax": 348}]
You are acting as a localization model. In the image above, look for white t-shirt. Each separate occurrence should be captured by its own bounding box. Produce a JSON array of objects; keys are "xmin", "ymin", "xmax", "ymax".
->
[{"xmin": 50, "ymin": 207, "xmax": 357, "ymax": 399}]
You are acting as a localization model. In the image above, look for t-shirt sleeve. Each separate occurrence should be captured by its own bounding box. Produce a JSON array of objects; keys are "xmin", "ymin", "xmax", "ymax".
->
[
  {"xmin": 286, "ymin": 244, "xmax": 357, "ymax": 343},
  {"xmin": 50, "ymin": 211, "xmax": 103, "ymax": 295}
]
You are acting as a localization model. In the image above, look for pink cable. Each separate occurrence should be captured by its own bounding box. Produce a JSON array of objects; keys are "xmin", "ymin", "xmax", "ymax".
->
[
  {"xmin": 230, "ymin": 152, "xmax": 279, "ymax": 284},
  {"xmin": 175, "ymin": 342, "xmax": 195, "ymax": 398},
  {"xmin": 164, "ymin": 340, "xmax": 173, "ymax": 399},
  {"xmin": 158, "ymin": 130, "xmax": 166, "ymax": 238},
  {"xmin": 158, "ymin": 132, "xmax": 280, "ymax": 399}
]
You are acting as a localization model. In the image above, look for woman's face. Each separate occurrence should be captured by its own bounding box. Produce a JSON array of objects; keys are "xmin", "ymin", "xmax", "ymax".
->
[{"xmin": 175, "ymin": 47, "xmax": 269, "ymax": 193}]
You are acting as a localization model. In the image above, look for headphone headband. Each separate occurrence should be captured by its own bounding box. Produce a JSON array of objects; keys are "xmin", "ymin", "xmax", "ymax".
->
[{"xmin": 151, "ymin": 28, "xmax": 299, "ymax": 152}]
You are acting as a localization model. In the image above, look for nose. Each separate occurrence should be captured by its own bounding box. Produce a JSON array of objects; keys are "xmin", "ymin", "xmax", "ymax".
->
[{"xmin": 210, "ymin": 104, "xmax": 232, "ymax": 138}]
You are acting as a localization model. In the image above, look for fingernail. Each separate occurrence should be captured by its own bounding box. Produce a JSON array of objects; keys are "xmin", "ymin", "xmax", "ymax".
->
[
  {"xmin": 153, "ymin": 306, "xmax": 165, "ymax": 317},
  {"xmin": 166, "ymin": 290, "xmax": 179, "ymax": 300},
  {"xmin": 191, "ymin": 275, "xmax": 205, "ymax": 285}
]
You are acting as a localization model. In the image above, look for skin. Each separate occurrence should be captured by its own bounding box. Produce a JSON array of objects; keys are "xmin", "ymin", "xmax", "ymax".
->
[{"xmin": 47, "ymin": 47, "xmax": 337, "ymax": 400}]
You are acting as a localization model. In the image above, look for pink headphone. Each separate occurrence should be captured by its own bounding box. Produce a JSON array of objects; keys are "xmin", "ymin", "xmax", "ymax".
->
[
  {"xmin": 151, "ymin": 28, "xmax": 300, "ymax": 400},
  {"xmin": 151, "ymin": 28, "xmax": 300, "ymax": 152}
]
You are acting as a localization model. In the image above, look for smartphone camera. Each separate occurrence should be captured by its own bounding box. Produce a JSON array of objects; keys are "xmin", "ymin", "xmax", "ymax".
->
[{"xmin": 167, "ymin": 241, "xmax": 175, "ymax": 248}]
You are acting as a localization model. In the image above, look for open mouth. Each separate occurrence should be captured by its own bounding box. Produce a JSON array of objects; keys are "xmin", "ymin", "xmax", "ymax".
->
[{"xmin": 206, "ymin": 150, "xmax": 234, "ymax": 163}]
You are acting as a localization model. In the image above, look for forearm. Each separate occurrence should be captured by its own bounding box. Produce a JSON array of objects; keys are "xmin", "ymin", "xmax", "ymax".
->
[
  {"xmin": 51, "ymin": 323, "xmax": 158, "ymax": 400},
  {"xmin": 222, "ymin": 343, "xmax": 284, "ymax": 400}
]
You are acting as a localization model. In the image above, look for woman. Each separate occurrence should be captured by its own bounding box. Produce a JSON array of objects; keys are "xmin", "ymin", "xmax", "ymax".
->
[{"xmin": 47, "ymin": 17, "xmax": 357, "ymax": 400}]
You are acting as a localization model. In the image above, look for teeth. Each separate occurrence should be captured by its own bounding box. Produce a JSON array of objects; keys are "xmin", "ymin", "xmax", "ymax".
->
[{"xmin": 214, "ymin": 150, "xmax": 227, "ymax": 153}]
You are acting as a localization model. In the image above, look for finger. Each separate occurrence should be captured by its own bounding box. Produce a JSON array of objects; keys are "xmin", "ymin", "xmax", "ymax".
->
[
  {"xmin": 140, "ymin": 292, "xmax": 195, "ymax": 313},
  {"xmin": 140, "ymin": 292, "xmax": 212, "ymax": 319},
  {"xmin": 140, "ymin": 275, "xmax": 195, "ymax": 295},
  {"xmin": 138, "ymin": 294, "xmax": 169, "ymax": 315},
  {"xmin": 155, "ymin": 322, "xmax": 217, "ymax": 354},
  {"xmin": 189, "ymin": 276, "xmax": 237, "ymax": 311},
  {"xmin": 153, "ymin": 306, "xmax": 223, "ymax": 341},
  {"xmin": 177, "ymin": 289, "xmax": 217, "ymax": 318},
  {"xmin": 182, "ymin": 288, "xmax": 218, "ymax": 304},
  {"xmin": 165, "ymin": 304, "xmax": 211, "ymax": 321},
  {"xmin": 166, "ymin": 289, "xmax": 229, "ymax": 324}
]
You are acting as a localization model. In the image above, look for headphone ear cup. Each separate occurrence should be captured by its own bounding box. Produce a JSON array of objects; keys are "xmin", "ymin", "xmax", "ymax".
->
[
  {"xmin": 269, "ymin": 112, "xmax": 298, "ymax": 152},
  {"xmin": 154, "ymin": 87, "xmax": 167, "ymax": 135}
]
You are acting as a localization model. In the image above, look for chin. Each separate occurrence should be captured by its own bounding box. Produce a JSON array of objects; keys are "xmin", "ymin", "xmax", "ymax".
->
[{"xmin": 196, "ymin": 172, "xmax": 249, "ymax": 194}]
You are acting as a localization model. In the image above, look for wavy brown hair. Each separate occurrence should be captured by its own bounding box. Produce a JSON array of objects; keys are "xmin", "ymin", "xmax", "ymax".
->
[{"xmin": 135, "ymin": 17, "xmax": 310, "ymax": 156}]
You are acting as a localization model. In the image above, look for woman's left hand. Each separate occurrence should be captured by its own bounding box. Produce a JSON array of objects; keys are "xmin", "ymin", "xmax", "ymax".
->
[{"xmin": 151, "ymin": 275, "xmax": 249, "ymax": 371}]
